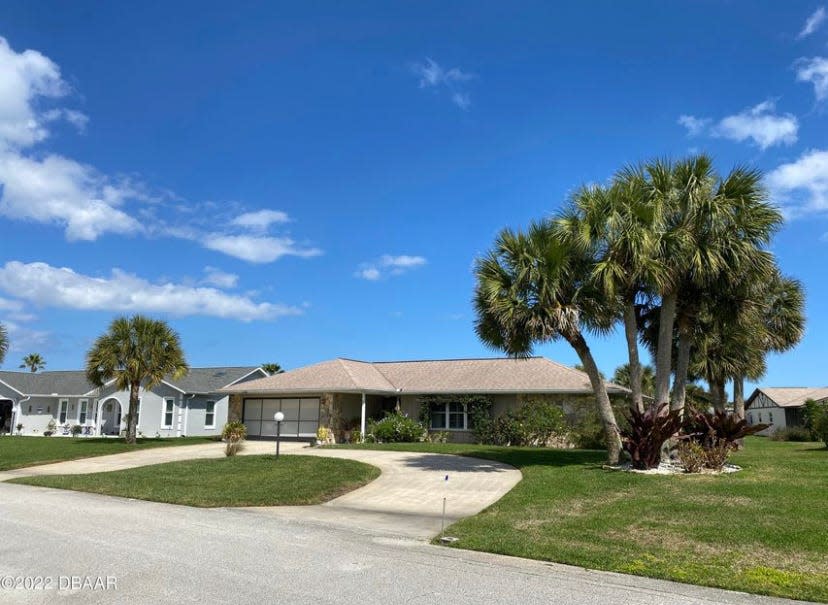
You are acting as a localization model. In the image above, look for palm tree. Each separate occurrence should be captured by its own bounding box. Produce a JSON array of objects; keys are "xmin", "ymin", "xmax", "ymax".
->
[
  {"xmin": 261, "ymin": 363, "xmax": 284, "ymax": 375},
  {"xmin": 669, "ymin": 165, "xmax": 781, "ymax": 413},
  {"xmin": 0, "ymin": 322, "xmax": 8, "ymax": 365},
  {"xmin": 558, "ymin": 170, "xmax": 664, "ymax": 413},
  {"xmin": 86, "ymin": 315, "xmax": 189, "ymax": 444},
  {"xmin": 731, "ymin": 272, "xmax": 805, "ymax": 418},
  {"xmin": 474, "ymin": 221, "xmax": 622, "ymax": 463},
  {"xmin": 612, "ymin": 363, "xmax": 655, "ymax": 397},
  {"xmin": 20, "ymin": 353, "xmax": 46, "ymax": 372}
]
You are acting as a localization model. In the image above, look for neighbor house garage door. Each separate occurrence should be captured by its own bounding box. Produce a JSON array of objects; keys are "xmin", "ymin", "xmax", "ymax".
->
[{"xmin": 242, "ymin": 398, "xmax": 320, "ymax": 438}]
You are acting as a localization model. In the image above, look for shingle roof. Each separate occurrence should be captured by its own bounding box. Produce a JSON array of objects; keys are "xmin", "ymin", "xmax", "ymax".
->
[
  {"xmin": 166, "ymin": 367, "xmax": 263, "ymax": 393},
  {"xmin": 0, "ymin": 371, "xmax": 93, "ymax": 396},
  {"xmin": 0, "ymin": 367, "xmax": 261, "ymax": 397},
  {"xmin": 748, "ymin": 387, "xmax": 828, "ymax": 408},
  {"xmin": 222, "ymin": 357, "xmax": 629, "ymax": 396}
]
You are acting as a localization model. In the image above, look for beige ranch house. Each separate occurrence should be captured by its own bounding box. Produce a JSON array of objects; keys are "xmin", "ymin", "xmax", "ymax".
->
[
  {"xmin": 222, "ymin": 357, "xmax": 629, "ymax": 442},
  {"xmin": 746, "ymin": 387, "xmax": 828, "ymax": 436}
]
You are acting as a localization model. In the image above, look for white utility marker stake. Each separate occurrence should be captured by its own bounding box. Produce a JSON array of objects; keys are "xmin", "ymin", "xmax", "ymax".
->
[{"xmin": 440, "ymin": 474, "xmax": 449, "ymax": 534}]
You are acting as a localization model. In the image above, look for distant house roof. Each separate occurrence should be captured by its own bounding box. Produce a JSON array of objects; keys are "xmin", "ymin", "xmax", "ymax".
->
[
  {"xmin": 0, "ymin": 367, "xmax": 262, "ymax": 397},
  {"xmin": 747, "ymin": 387, "xmax": 828, "ymax": 409},
  {"xmin": 0, "ymin": 370, "xmax": 93, "ymax": 397},
  {"xmin": 222, "ymin": 357, "xmax": 630, "ymax": 396}
]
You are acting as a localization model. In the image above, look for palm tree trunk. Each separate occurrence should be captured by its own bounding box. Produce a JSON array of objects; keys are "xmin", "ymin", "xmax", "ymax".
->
[
  {"xmin": 567, "ymin": 331, "xmax": 621, "ymax": 464},
  {"xmin": 670, "ymin": 320, "xmax": 692, "ymax": 414},
  {"xmin": 126, "ymin": 382, "xmax": 139, "ymax": 444},
  {"xmin": 622, "ymin": 301, "xmax": 644, "ymax": 413},
  {"xmin": 654, "ymin": 291, "xmax": 678, "ymax": 406},
  {"xmin": 709, "ymin": 378, "xmax": 727, "ymax": 412},
  {"xmin": 733, "ymin": 375, "xmax": 745, "ymax": 419}
]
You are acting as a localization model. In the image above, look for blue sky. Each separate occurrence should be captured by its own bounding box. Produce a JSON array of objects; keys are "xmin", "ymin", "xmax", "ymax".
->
[{"xmin": 0, "ymin": 2, "xmax": 826, "ymax": 391}]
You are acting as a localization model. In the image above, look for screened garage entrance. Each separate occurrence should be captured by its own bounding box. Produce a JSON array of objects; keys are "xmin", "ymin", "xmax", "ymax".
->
[{"xmin": 242, "ymin": 398, "xmax": 320, "ymax": 438}]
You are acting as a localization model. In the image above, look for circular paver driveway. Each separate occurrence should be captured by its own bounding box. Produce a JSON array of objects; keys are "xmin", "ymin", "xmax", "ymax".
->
[
  {"xmin": 251, "ymin": 446, "xmax": 521, "ymax": 539},
  {"xmin": 0, "ymin": 441, "xmax": 521, "ymax": 540}
]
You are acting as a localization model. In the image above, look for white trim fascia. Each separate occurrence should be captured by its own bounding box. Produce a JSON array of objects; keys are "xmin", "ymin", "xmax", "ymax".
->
[
  {"xmin": 160, "ymin": 380, "xmax": 187, "ymax": 394},
  {"xmin": 220, "ymin": 367, "xmax": 268, "ymax": 389},
  {"xmin": 0, "ymin": 378, "xmax": 25, "ymax": 397},
  {"xmin": 82, "ymin": 377, "xmax": 118, "ymax": 397}
]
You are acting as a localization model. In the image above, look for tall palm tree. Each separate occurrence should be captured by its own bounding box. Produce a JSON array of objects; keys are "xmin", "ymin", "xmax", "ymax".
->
[
  {"xmin": 20, "ymin": 353, "xmax": 46, "ymax": 372},
  {"xmin": 474, "ymin": 221, "xmax": 622, "ymax": 463},
  {"xmin": 0, "ymin": 322, "xmax": 8, "ymax": 365},
  {"xmin": 668, "ymin": 166, "xmax": 781, "ymax": 413},
  {"xmin": 558, "ymin": 169, "xmax": 665, "ymax": 413},
  {"xmin": 86, "ymin": 315, "xmax": 189, "ymax": 444}
]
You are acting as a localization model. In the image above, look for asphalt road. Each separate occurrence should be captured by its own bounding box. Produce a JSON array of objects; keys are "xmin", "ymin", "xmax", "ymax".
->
[{"xmin": 0, "ymin": 482, "xmax": 806, "ymax": 605}]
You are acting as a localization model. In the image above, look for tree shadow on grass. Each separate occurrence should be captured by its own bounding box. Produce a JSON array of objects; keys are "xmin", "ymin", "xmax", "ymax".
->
[{"xmin": 442, "ymin": 448, "xmax": 606, "ymax": 471}]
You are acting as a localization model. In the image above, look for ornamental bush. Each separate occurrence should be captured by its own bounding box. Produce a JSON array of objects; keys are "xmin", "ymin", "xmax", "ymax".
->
[
  {"xmin": 474, "ymin": 401, "xmax": 567, "ymax": 446},
  {"xmin": 367, "ymin": 412, "xmax": 426, "ymax": 443},
  {"xmin": 222, "ymin": 420, "xmax": 247, "ymax": 456}
]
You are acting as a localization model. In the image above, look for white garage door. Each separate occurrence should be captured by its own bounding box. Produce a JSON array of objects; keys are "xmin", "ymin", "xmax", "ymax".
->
[{"xmin": 242, "ymin": 398, "xmax": 320, "ymax": 438}]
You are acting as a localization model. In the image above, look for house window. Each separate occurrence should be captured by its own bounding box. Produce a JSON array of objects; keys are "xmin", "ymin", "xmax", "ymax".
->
[
  {"xmin": 748, "ymin": 413, "xmax": 753, "ymax": 424},
  {"xmin": 79, "ymin": 400, "xmax": 88, "ymax": 424},
  {"xmin": 758, "ymin": 412, "xmax": 762, "ymax": 422},
  {"xmin": 430, "ymin": 403, "xmax": 468, "ymax": 430},
  {"xmin": 59, "ymin": 399, "xmax": 69, "ymax": 424},
  {"xmin": 769, "ymin": 412, "xmax": 773, "ymax": 424},
  {"xmin": 162, "ymin": 398, "xmax": 175, "ymax": 428},
  {"xmin": 27, "ymin": 405, "xmax": 31, "ymax": 413},
  {"xmin": 205, "ymin": 401, "xmax": 216, "ymax": 428}
]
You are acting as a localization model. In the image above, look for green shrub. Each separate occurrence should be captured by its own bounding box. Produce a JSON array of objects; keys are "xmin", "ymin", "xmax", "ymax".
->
[
  {"xmin": 474, "ymin": 401, "xmax": 567, "ymax": 446},
  {"xmin": 804, "ymin": 400, "xmax": 828, "ymax": 446},
  {"xmin": 349, "ymin": 429, "xmax": 362, "ymax": 444},
  {"xmin": 425, "ymin": 431, "xmax": 450, "ymax": 444},
  {"xmin": 367, "ymin": 412, "xmax": 426, "ymax": 443},
  {"xmin": 70, "ymin": 424, "xmax": 83, "ymax": 438},
  {"xmin": 676, "ymin": 440, "xmax": 706, "ymax": 473},
  {"xmin": 770, "ymin": 426, "xmax": 814, "ymax": 442}
]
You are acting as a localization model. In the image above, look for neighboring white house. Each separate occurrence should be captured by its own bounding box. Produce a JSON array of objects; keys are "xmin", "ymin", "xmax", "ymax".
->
[
  {"xmin": 745, "ymin": 387, "xmax": 828, "ymax": 435},
  {"xmin": 0, "ymin": 367, "xmax": 267, "ymax": 437}
]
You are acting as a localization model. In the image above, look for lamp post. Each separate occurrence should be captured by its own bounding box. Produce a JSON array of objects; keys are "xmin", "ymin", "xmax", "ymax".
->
[{"xmin": 274, "ymin": 411, "xmax": 284, "ymax": 459}]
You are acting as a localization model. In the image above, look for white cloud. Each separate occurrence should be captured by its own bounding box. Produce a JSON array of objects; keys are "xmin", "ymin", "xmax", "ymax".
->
[
  {"xmin": 0, "ymin": 151, "xmax": 143, "ymax": 240},
  {"xmin": 0, "ymin": 37, "xmax": 67, "ymax": 148},
  {"xmin": 0, "ymin": 261, "xmax": 302, "ymax": 321},
  {"xmin": 202, "ymin": 266, "xmax": 239, "ymax": 289},
  {"xmin": 356, "ymin": 254, "xmax": 427, "ymax": 280},
  {"xmin": 357, "ymin": 267, "xmax": 381, "ymax": 281},
  {"xmin": 677, "ymin": 115, "xmax": 711, "ymax": 137},
  {"xmin": 0, "ymin": 37, "xmax": 322, "ymax": 264},
  {"xmin": 203, "ymin": 234, "xmax": 322, "ymax": 264},
  {"xmin": 798, "ymin": 7, "xmax": 826, "ymax": 39},
  {"xmin": 678, "ymin": 101, "xmax": 798, "ymax": 150},
  {"xmin": 411, "ymin": 58, "xmax": 474, "ymax": 109},
  {"xmin": 413, "ymin": 58, "xmax": 473, "ymax": 88},
  {"xmin": 796, "ymin": 57, "xmax": 828, "ymax": 101},
  {"xmin": 230, "ymin": 209, "xmax": 290, "ymax": 232},
  {"xmin": 766, "ymin": 149, "xmax": 828, "ymax": 216},
  {"xmin": 0, "ymin": 36, "xmax": 146, "ymax": 241},
  {"xmin": 2, "ymin": 319, "xmax": 51, "ymax": 355}
]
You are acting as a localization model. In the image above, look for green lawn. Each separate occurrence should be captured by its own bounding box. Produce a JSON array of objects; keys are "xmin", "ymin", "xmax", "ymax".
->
[
  {"xmin": 0, "ymin": 435, "xmax": 217, "ymax": 471},
  {"xmin": 11, "ymin": 455, "xmax": 380, "ymax": 507},
  {"xmin": 336, "ymin": 437, "xmax": 828, "ymax": 603}
]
